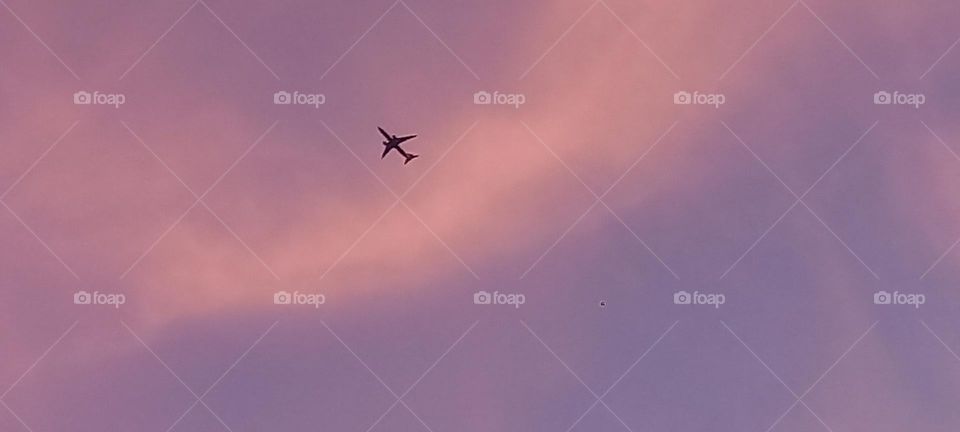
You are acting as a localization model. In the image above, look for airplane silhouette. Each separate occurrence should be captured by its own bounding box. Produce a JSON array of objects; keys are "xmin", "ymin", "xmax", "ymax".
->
[{"xmin": 379, "ymin": 127, "xmax": 419, "ymax": 165}]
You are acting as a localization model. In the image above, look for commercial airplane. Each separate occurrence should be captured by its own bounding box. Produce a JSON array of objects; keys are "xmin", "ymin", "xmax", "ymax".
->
[{"xmin": 378, "ymin": 127, "xmax": 419, "ymax": 165}]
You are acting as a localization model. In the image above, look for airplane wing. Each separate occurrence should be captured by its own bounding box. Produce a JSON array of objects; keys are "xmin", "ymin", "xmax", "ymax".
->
[
  {"xmin": 381, "ymin": 146, "xmax": 392, "ymax": 159},
  {"xmin": 396, "ymin": 134, "xmax": 417, "ymax": 144},
  {"xmin": 377, "ymin": 127, "xmax": 392, "ymax": 140}
]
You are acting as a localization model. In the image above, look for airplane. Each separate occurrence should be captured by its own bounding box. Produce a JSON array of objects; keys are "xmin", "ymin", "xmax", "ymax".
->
[{"xmin": 378, "ymin": 127, "xmax": 419, "ymax": 165}]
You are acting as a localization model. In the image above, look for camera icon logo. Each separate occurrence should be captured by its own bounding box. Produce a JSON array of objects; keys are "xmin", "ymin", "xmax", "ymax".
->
[
  {"xmin": 873, "ymin": 290, "xmax": 892, "ymax": 305},
  {"xmin": 74, "ymin": 290, "xmax": 92, "ymax": 305},
  {"xmin": 273, "ymin": 291, "xmax": 292, "ymax": 305},
  {"xmin": 274, "ymin": 91, "xmax": 292, "ymax": 105},
  {"xmin": 473, "ymin": 91, "xmax": 492, "ymax": 105},
  {"xmin": 873, "ymin": 91, "xmax": 891, "ymax": 105},
  {"xmin": 673, "ymin": 290, "xmax": 692, "ymax": 305},
  {"xmin": 673, "ymin": 91, "xmax": 692, "ymax": 105},
  {"xmin": 73, "ymin": 91, "xmax": 92, "ymax": 105},
  {"xmin": 473, "ymin": 290, "xmax": 492, "ymax": 305}
]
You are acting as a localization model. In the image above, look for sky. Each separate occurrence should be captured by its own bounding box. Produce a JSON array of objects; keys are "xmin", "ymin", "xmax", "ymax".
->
[{"xmin": 2, "ymin": 0, "xmax": 960, "ymax": 431}]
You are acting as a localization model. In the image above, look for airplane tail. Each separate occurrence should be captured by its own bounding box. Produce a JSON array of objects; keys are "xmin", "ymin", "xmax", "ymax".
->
[{"xmin": 404, "ymin": 153, "xmax": 419, "ymax": 165}]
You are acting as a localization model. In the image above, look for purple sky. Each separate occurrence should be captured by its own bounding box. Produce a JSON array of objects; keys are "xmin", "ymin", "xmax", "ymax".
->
[{"xmin": 2, "ymin": 0, "xmax": 960, "ymax": 431}]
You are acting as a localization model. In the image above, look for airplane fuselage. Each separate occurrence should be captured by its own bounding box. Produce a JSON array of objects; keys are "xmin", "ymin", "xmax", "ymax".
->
[
  {"xmin": 383, "ymin": 140, "xmax": 413, "ymax": 158},
  {"xmin": 378, "ymin": 127, "xmax": 419, "ymax": 164}
]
